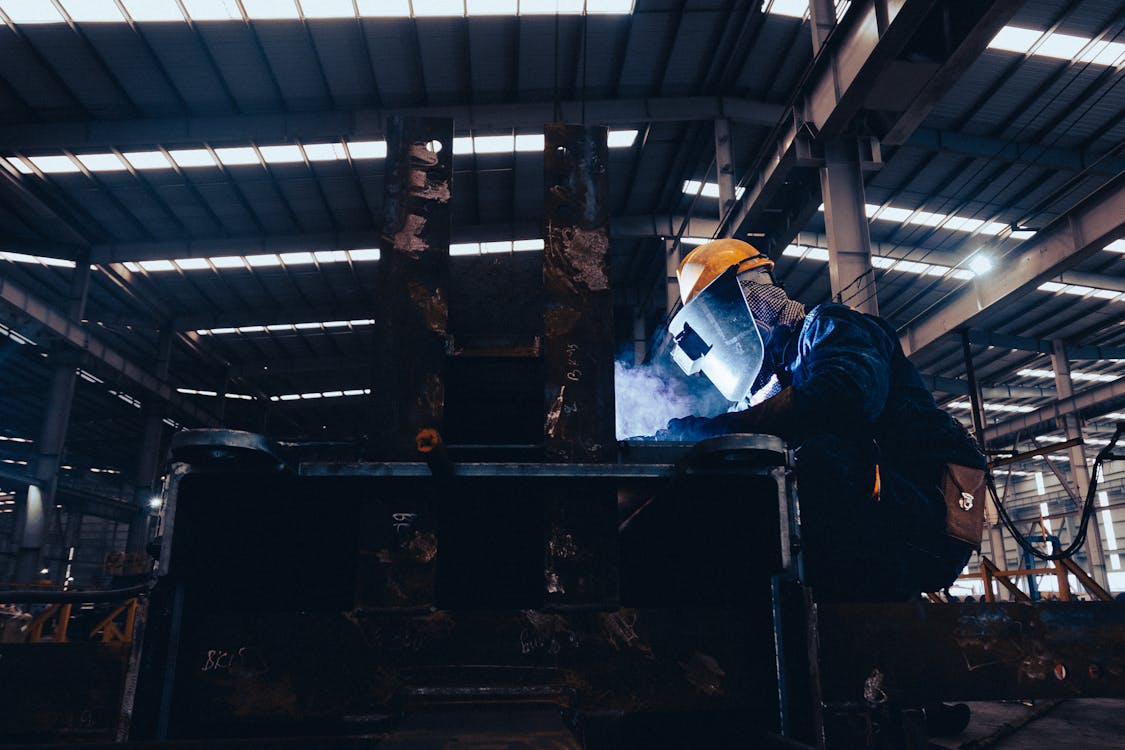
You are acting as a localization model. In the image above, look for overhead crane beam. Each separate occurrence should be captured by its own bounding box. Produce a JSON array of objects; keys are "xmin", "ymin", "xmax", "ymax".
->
[{"xmin": 899, "ymin": 175, "xmax": 1125, "ymax": 358}]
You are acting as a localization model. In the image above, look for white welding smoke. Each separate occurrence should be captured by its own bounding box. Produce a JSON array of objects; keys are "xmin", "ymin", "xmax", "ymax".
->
[{"xmin": 614, "ymin": 358, "xmax": 730, "ymax": 439}]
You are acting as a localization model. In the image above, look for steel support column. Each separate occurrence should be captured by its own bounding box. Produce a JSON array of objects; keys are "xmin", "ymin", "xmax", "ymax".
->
[
  {"xmin": 543, "ymin": 125, "xmax": 617, "ymax": 607},
  {"xmin": 374, "ymin": 116, "xmax": 453, "ymax": 458},
  {"xmin": 1051, "ymin": 340, "xmax": 1110, "ymax": 589},
  {"xmin": 962, "ymin": 331, "xmax": 1006, "ymax": 578},
  {"xmin": 714, "ymin": 118, "xmax": 735, "ymax": 222},
  {"xmin": 543, "ymin": 124, "xmax": 615, "ymax": 462},
  {"xmin": 820, "ymin": 139, "xmax": 877, "ymax": 315},
  {"xmin": 126, "ymin": 325, "xmax": 175, "ymax": 554},
  {"xmin": 665, "ymin": 240, "xmax": 682, "ymax": 318},
  {"xmin": 14, "ymin": 257, "xmax": 91, "ymax": 581}
]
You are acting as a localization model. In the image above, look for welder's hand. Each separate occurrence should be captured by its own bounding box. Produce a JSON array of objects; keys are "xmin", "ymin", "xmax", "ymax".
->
[{"xmin": 653, "ymin": 415, "xmax": 728, "ymax": 442}]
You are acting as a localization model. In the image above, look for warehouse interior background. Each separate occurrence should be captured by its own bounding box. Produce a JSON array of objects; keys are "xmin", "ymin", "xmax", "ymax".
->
[{"xmin": 0, "ymin": 0, "xmax": 1122, "ymax": 601}]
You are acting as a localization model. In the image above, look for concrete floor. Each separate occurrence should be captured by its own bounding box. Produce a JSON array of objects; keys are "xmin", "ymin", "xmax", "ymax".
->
[{"xmin": 929, "ymin": 699, "xmax": 1125, "ymax": 749}]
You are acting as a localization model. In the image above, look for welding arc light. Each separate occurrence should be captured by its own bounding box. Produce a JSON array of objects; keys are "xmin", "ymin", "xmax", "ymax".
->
[{"xmin": 149, "ymin": 496, "xmax": 163, "ymax": 509}]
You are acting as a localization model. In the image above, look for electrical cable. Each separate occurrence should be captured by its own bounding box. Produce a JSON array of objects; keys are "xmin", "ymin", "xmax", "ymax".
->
[{"xmin": 986, "ymin": 422, "xmax": 1125, "ymax": 562}]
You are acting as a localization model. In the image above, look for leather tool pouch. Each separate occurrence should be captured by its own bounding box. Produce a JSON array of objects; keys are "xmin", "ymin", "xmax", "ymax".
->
[{"xmin": 943, "ymin": 464, "xmax": 986, "ymax": 549}]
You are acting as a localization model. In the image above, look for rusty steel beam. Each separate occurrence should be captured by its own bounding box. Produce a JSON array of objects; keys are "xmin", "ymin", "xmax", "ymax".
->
[
  {"xmin": 542, "ymin": 124, "xmax": 615, "ymax": 463},
  {"xmin": 374, "ymin": 117, "xmax": 453, "ymax": 458}
]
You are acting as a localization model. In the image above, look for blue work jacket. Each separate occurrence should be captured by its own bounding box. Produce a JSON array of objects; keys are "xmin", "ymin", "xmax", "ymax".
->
[{"xmin": 765, "ymin": 302, "xmax": 985, "ymax": 475}]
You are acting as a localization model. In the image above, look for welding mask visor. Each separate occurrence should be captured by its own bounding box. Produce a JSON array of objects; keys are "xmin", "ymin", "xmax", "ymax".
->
[{"xmin": 669, "ymin": 266, "xmax": 764, "ymax": 403}]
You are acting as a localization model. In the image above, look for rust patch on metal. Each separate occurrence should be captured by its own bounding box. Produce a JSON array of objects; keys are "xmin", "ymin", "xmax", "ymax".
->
[
  {"xmin": 391, "ymin": 213, "xmax": 430, "ymax": 258},
  {"xmin": 680, "ymin": 651, "xmax": 725, "ymax": 697},
  {"xmin": 520, "ymin": 610, "xmax": 579, "ymax": 656},
  {"xmin": 408, "ymin": 143, "xmax": 440, "ymax": 167},
  {"xmin": 545, "ymin": 225, "xmax": 610, "ymax": 293},
  {"xmin": 599, "ymin": 610, "xmax": 653, "ymax": 658},
  {"xmin": 407, "ymin": 282, "xmax": 448, "ymax": 333},
  {"xmin": 545, "ymin": 386, "xmax": 566, "ymax": 438}
]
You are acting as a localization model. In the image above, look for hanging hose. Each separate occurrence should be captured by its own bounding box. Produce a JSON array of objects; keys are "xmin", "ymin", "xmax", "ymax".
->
[{"xmin": 986, "ymin": 422, "xmax": 1125, "ymax": 562}]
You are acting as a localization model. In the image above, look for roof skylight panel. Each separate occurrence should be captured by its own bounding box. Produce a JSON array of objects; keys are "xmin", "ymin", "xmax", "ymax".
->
[
  {"xmin": 27, "ymin": 155, "xmax": 80, "ymax": 174},
  {"xmin": 243, "ymin": 0, "xmax": 300, "ymax": 18},
  {"xmin": 515, "ymin": 134, "xmax": 545, "ymax": 152},
  {"xmin": 466, "ymin": 0, "xmax": 516, "ymax": 13},
  {"xmin": 607, "ymin": 129, "xmax": 638, "ymax": 147},
  {"xmin": 348, "ymin": 248, "xmax": 381, "ymax": 261},
  {"xmin": 412, "ymin": 0, "xmax": 465, "ymax": 16},
  {"xmin": 303, "ymin": 143, "xmax": 348, "ymax": 161},
  {"xmin": 122, "ymin": 151, "xmax": 173, "ymax": 170},
  {"xmin": 988, "ymin": 25, "xmax": 1041, "ymax": 54},
  {"xmin": 120, "ymin": 0, "xmax": 184, "ymax": 21},
  {"xmin": 520, "ymin": 0, "xmax": 583, "ymax": 13},
  {"xmin": 345, "ymin": 140, "xmax": 387, "ymax": 159},
  {"xmin": 988, "ymin": 26, "xmax": 1125, "ymax": 67},
  {"xmin": 259, "ymin": 145, "xmax": 305, "ymax": 164},
  {"xmin": 244, "ymin": 254, "xmax": 283, "ymax": 267},
  {"xmin": 481, "ymin": 241, "xmax": 513, "ymax": 254},
  {"xmin": 60, "ymin": 0, "xmax": 127, "ymax": 22},
  {"xmin": 299, "ymin": 0, "xmax": 356, "ymax": 19},
  {"xmin": 314, "ymin": 250, "xmax": 348, "ymax": 262},
  {"xmin": 169, "ymin": 149, "xmax": 217, "ymax": 167},
  {"xmin": 513, "ymin": 239, "xmax": 544, "ymax": 251},
  {"xmin": 453, "ymin": 138, "xmax": 474, "ymax": 155},
  {"xmin": 4, "ymin": 157, "xmax": 33, "ymax": 174},
  {"xmin": 209, "ymin": 255, "xmax": 245, "ymax": 268},
  {"xmin": 1106, "ymin": 240, "xmax": 1125, "ymax": 253},
  {"xmin": 76, "ymin": 153, "xmax": 127, "ymax": 171},
  {"xmin": 138, "ymin": 259, "xmax": 176, "ymax": 271},
  {"xmin": 182, "ymin": 0, "xmax": 242, "ymax": 20},
  {"xmin": 174, "ymin": 257, "xmax": 211, "ymax": 270},
  {"xmin": 474, "ymin": 135, "xmax": 515, "ymax": 154},
  {"xmin": 450, "ymin": 243, "xmax": 480, "ymax": 256},
  {"xmin": 279, "ymin": 251, "xmax": 317, "ymax": 265},
  {"xmin": 214, "ymin": 147, "xmax": 261, "ymax": 166},
  {"xmin": 356, "ymin": 0, "xmax": 411, "ymax": 17},
  {"xmin": 0, "ymin": 0, "xmax": 65, "ymax": 23},
  {"xmin": 760, "ymin": 0, "xmax": 806, "ymax": 18}
]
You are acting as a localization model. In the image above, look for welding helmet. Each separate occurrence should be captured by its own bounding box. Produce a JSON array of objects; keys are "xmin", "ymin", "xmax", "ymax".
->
[
  {"xmin": 677, "ymin": 239, "xmax": 774, "ymax": 306},
  {"xmin": 669, "ymin": 268, "xmax": 768, "ymax": 404}
]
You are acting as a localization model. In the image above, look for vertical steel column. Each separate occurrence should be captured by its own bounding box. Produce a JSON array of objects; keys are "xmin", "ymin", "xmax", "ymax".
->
[
  {"xmin": 1051, "ymin": 340, "xmax": 1110, "ymax": 589},
  {"xmin": 665, "ymin": 239, "xmax": 682, "ymax": 318},
  {"xmin": 962, "ymin": 331, "xmax": 1006, "ymax": 585},
  {"xmin": 543, "ymin": 124, "xmax": 617, "ymax": 605},
  {"xmin": 819, "ymin": 139, "xmax": 878, "ymax": 315},
  {"xmin": 14, "ymin": 255, "xmax": 91, "ymax": 581},
  {"xmin": 714, "ymin": 118, "xmax": 735, "ymax": 222},
  {"xmin": 376, "ymin": 116, "xmax": 453, "ymax": 458},
  {"xmin": 809, "ymin": 0, "xmax": 836, "ymax": 53},
  {"xmin": 632, "ymin": 308, "xmax": 647, "ymax": 365},
  {"xmin": 127, "ymin": 325, "xmax": 175, "ymax": 554},
  {"xmin": 543, "ymin": 123, "xmax": 615, "ymax": 462}
]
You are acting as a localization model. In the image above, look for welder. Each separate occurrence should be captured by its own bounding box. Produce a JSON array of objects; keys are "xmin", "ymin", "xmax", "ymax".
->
[{"xmin": 657, "ymin": 239, "xmax": 986, "ymax": 605}]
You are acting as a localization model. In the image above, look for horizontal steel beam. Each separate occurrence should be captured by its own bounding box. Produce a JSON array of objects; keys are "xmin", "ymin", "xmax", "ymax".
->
[
  {"xmin": 0, "ymin": 97, "xmax": 784, "ymax": 152},
  {"xmin": 967, "ymin": 330, "xmax": 1125, "ymax": 361},
  {"xmin": 919, "ymin": 373, "xmax": 1056, "ymax": 400},
  {"xmin": 725, "ymin": 0, "xmax": 1017, "ymax": 243},
  {"xmin": 53, "ymin": 216, "xmax": 715, "ymax": 264},
  {"xmin": 905, "ymin": 128, "xmax": 1125, "ymax": 175},
  {"xmin": 983, "ymin": 376, "xmax": 1125, "ymax": 445},
  {"xmin": 900, "ymin": 175, "xmax": 1125, "ymax": 358},
  {"xmin": 0, "ymin": 275, "xmax": 216, "ymax": 427}
]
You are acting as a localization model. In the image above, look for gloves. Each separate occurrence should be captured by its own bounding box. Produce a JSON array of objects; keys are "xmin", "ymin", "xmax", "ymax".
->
[
  {"xmin": 652, "ymin": 415, "xmax": 726, "ymax": 442},
  {"xmin": 652, "ymin": 387, "xmax": 804, "ymax": 442}
]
